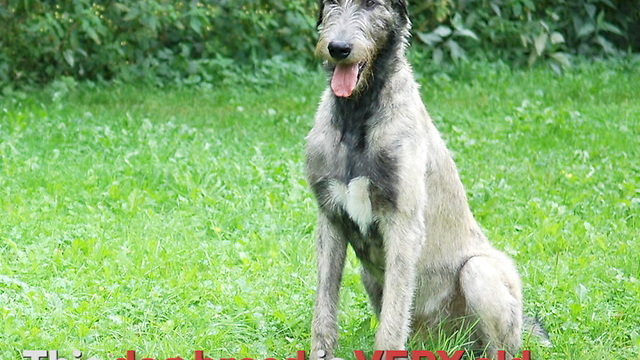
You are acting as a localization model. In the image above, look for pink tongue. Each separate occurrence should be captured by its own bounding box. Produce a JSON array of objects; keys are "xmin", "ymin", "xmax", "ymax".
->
[{"xmin": 331, "ymin": 63, "xmax": 359, "ymax": 97}]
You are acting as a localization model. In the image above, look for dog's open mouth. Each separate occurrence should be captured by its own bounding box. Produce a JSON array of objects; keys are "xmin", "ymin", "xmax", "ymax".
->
[{"xmin": 331, "ymin": 62, "xmax": 366, "ymax": 98}]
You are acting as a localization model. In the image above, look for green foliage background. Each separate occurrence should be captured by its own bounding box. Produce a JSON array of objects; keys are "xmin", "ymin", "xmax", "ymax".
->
[{"xmin": 1, "ymin": 0, "xmax": 639, "ymax": 85}]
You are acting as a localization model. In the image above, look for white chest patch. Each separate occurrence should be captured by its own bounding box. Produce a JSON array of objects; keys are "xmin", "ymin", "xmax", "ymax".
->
[{"xmin": 328, "ymin": 176, "xmax": 373, "ymax": 234}]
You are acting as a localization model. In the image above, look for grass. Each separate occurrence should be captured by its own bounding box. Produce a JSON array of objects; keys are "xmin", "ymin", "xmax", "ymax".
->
[{"xmin": 1, "ymin": 61, "xmax": 638, "ymax": 360}]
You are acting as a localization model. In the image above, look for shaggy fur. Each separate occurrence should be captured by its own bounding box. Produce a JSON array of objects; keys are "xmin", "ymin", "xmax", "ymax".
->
[{"xmin": 306, "ymin": 0, "xmax": 549, "ymax": 358}]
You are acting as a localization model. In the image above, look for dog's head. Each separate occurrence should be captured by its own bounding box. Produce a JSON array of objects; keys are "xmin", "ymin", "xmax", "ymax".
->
[
  {"xmin": 317, "ymin": 0, "xmax": 408, "ymax": 28},
  {"xmin": 315, "ymin": 0, "xmax": 410, "ymax": 98}
]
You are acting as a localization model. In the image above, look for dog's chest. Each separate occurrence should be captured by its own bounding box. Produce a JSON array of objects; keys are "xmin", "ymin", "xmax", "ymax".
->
[
  {"xmin": 326, "ymin": 176, "xmax": 373, "ymax": 234},
  {"xmin": 324, "ymin": 174, "xmax": 387, "ymax": 277},
  {"xmin": 311, "ymin": 133, "xmax": 399, "ymax": 233}
]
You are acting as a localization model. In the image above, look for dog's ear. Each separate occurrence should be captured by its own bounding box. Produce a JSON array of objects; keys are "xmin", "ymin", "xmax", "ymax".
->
[
  {"xmin": 394, "ymin": 0, "xmax": 409, "ymax": 24},
  {"xmin": 317, "ymin": 0, "xmax": 325, "ymax": 27}
]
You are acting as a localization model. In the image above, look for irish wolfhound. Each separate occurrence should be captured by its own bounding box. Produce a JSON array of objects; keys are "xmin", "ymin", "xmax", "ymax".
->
[{"xmin": 305, "ymin": 0, "xmax": 549, "ymax": 358}]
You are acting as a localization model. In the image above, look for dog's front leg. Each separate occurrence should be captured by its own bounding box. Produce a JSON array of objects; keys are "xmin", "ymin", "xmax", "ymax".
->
[
  {"xmin": 374, "ymin": 217, "xmax": 423, "ymax": 351},
  {"xmin": 311, "ymin": 213, "xmax": 348, "ymax": 359}
]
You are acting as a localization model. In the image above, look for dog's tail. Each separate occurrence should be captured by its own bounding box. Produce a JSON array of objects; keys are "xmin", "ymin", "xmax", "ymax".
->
[{"xmin": 523, "ymin": 315, "xmax": 552, "ymax": 347}]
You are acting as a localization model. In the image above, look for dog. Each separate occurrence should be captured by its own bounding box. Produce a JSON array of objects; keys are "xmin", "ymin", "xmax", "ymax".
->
[{"xmin": 305, "ymin": 0, "xmax": 549, "ymax": 358}]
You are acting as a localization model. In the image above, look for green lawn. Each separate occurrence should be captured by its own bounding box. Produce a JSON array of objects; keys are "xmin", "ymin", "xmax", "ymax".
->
[{"xmin": 1, "ymin": 62, "xmax": 639, "ymax": 360}]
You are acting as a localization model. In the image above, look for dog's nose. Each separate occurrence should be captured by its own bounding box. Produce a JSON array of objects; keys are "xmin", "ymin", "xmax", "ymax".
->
[{"xmin": 328, "ymin": 41, "xmax": 352, "ymax": 60}]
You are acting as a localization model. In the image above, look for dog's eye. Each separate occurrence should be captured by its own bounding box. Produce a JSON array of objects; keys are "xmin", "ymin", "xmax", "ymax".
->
[
  {"xmin": 326, "ymin": 0, "xmax": 338, "ymax": 5},
  {"xmin": 365, "ymin": 0, "xmax": 377, "ymax": 8}
]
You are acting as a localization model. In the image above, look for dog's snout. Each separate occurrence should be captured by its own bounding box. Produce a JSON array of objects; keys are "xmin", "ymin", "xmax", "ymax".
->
[{"xmin": 328, "ymin": 41, "xmax": 352, "ymax": 60}]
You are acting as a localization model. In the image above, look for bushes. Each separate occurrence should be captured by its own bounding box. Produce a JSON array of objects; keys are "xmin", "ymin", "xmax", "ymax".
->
[
  {"xmin": 0, "ymin": 0, "xmax": 316, "ymax": 85},
  {"xmin": 413, "ymin": 0, "xmax": 640, "ymax": 72},
  {"xmin": 0, "ymin": 0, "xmax": 638, "ymax": 86},
  {"xmin": 1, "ymin": 0, "xmax": 213, "ymax": 84}
]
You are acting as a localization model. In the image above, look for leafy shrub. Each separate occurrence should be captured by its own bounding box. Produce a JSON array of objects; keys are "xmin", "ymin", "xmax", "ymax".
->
[
  {"xmin": 413, "ymin": 0, "xmax": 640, "ymax": 72},
  {"xmin": 213, "ymin": 0, "xmax": 316, "ymax": 63},
  {"xmin": 416, "ymin": 13, "xmax": 480, "ymax": 64},
  {"xmin": 0, "ymin": 0, "xmax": 316, "ymax": 86},
  {"xmin": 0, "ymin": 0, "xmax": 216, "ymax": 84}
]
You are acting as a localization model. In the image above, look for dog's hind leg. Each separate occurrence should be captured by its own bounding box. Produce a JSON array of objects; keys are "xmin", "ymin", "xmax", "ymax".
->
[
  {"xmin": 311, "ymin": 213, "xmax": 348, "ymax": 360},
  {"xmin": 459, "ymin": 255, "xmax": 523, "ymax": 358}
]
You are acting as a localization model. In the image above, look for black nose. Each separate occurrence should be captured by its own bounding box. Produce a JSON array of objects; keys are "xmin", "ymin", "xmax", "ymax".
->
[{"xmin": 328, "ymin": 41, "xmax": 352, "ymax": 60}]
